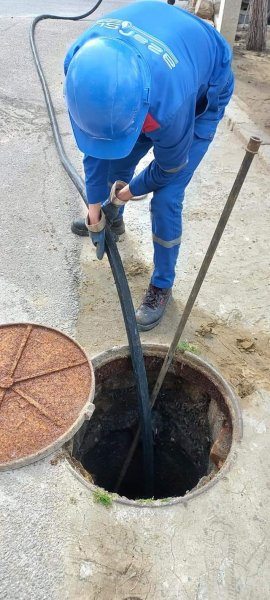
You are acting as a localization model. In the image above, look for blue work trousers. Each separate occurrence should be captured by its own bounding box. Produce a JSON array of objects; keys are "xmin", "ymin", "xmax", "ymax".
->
[{"xmin": 105, "ymin": 82, "xmax": 233, "ymax": 288}]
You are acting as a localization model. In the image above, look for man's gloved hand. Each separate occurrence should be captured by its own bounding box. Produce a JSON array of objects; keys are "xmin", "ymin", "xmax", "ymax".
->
[
  {"xmin": 102, "ymin": 180, "xmax": 128, "ymax": 225},
  {"xmin": 85, "ymin": 181, "xmax": 130, "ymax": 260},
  {"xmin": 85, "ymin": 210, "xmax": 106, "ymax": 260}
]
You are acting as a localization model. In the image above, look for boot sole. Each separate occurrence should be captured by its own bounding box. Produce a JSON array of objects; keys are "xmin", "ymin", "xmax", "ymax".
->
[
  {"xmin": 136, "ymin": 295, "xmax": 172, "ymax": 331},
  {"xmin": 137, "ymin": 315, "xmax": 164, "ymax": 331},
  {"xmin": 71, "ymin": 223, "xmax": 88, "ymax": 237},
  {"xmin": 111, "ymin": 225, "xmax": 125, "ymax": 236}
]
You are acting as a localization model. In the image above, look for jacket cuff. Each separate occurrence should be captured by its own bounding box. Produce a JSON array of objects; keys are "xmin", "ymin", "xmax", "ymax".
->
[
  {"xmin": 86, "ymin": 183, "xmax": 109, "ymax": 205},
  {"xmin": 129, "ymin": 175, "xmax": 149, "ymax": 197}
]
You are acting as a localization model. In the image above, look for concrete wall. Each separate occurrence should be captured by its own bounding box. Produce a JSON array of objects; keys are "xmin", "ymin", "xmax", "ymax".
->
[{"xmin": 215, "ymin": 0, "xmax": 242, "ymax": 46}]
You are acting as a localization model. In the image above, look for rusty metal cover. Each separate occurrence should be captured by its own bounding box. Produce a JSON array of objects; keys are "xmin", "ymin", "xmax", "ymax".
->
[{"xmin": 0, "ymin": 323, "xmax": 95, "ymax": 470}]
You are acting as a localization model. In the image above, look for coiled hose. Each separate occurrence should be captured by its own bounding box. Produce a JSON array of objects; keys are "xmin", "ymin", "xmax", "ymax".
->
[{"xmin": 29, "ymin": 2, "xmax": 154, "ymax": 497}]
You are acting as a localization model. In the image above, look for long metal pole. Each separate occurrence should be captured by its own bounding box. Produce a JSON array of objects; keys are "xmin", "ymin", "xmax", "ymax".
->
[
  {"xmin": 115, "ymin": 135, "xmax": 261, "ymax": 493},
  {"xmin": 151, "ymin": 135, "xmax": 261, "ymax": 404}
]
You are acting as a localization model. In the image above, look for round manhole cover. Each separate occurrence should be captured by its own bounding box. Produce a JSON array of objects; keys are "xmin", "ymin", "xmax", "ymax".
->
[{"xmin": 0, "ymin": 323, "xmax": 95, "ymax": 470}]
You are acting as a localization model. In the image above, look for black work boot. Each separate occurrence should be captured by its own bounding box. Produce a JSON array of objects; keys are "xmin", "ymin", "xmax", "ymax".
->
[
  {"xmin": 71, "ymin": 216, "xmax": 125, "ymax": 237},
  {"xmin": 136, "ymin": 284, "xmax": 172, "ymax": 331}
]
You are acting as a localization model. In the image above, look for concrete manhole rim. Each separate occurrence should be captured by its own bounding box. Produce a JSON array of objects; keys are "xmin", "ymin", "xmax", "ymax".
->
[
  {"xmin": 67, "ymin": 343, "xmax": 243, "ymax": 509},
  {"xmin": 0, "ymin": 322, "xmax": 95, "ymax": 472}
]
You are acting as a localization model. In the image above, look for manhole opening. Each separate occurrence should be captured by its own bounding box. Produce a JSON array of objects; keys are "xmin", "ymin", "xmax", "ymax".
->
[{"xmin": 72, "ymin": 355, "xmax": 233, "ymax": 501}]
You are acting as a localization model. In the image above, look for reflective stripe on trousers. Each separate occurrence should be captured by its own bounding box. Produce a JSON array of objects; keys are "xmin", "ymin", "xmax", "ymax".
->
[{"xmin": 152, "ymin": 234, "xmax": 182, "ymax": 248}]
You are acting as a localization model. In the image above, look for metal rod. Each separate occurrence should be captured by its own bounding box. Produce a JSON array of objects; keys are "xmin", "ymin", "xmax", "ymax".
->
[
  {"xmin": 151, "ymin": 135, "xmax": 261, "ymax": 405},
  {"xmin": 115, "ymin": 135, "xmax": 261, "ymax": 493}
]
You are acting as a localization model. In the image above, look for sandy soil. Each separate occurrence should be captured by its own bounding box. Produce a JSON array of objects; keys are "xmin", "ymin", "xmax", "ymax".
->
[
  {"xmin": 233, "ymin": 29, "xmax": 270, "ymax": 135},
  {"xmin": 77, "ymin": 255, "xmax": 270, "ymax": 401}
]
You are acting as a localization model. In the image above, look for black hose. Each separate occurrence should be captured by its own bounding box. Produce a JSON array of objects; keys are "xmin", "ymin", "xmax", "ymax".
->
[{"xmin": 29, "ymin": 2, "xmax": 154, "ymax": 497}]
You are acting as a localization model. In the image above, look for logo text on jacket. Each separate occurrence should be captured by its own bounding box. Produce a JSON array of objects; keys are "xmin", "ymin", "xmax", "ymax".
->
[{"xmin": 96, "ymin": 19, "xmax": 178, "ymax": 70}]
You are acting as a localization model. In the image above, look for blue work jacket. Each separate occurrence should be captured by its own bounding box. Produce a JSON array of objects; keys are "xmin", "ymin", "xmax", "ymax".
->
[{"xmin": 64, "ymin": 1, "xmax": 233, "ymax": 202}]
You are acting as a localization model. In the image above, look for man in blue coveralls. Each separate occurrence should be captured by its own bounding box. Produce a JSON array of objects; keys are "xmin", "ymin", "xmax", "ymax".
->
[{"xmin": 64, "ymin": 1, "xmax": 234, "ymax": 331}]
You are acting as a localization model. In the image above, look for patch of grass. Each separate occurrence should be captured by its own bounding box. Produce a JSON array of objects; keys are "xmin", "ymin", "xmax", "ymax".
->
[
  {"xmin": 136, "ymin": 497, "xmax": 174, "ymax": 505},
  {"xmin": 137, "ymin": 497, "xmax": 155, "ymax": 505},
  {"xmin": 160, "ymin": 497, "xmax": 173, "ymax": 503},
  {"xmin": 93, "ymin": 488, "xmax": 113, "ymax": 508},
  {"xmin": 177, "ymin": 340, "xmax": 200, "ymax": 355}
]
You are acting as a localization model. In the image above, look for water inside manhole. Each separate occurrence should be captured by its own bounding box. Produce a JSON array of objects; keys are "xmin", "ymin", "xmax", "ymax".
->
[{"xmin": 71, "ymin": 352, "xmax": 234, "ymax": 501}]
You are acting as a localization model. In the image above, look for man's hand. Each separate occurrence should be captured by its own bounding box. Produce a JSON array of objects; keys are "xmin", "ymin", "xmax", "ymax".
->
[
  {"xmin": 88, "ymin": 203, "xmax": 101, "ymax": 225},
  {"xmin": 102, "ymin": 180, "xmax": 130, "ymax": 224},
  {"xmin": 86, "ymin": 181, "xmax": 132, "ymax": 259},
  {"xmin": 85, "ymin": 210, "xmax": 105, "ymax": 260},
  {"xmin": 116, "ymin": 184, "xmax": 133, "ymax": 203}
]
